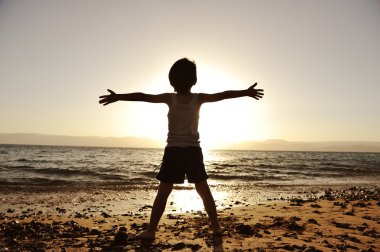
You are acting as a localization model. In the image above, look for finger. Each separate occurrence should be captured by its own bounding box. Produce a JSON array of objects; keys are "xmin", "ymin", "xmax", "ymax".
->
[
  {"xmin": 107, "ymin": 89, "xmax": 115, "ymax": 95},
  {"xmin": 252, "ymin": 83, "xmax": 257, "ymax": 88},
  {"xmin": 99, "ymin": 95, "xmax": 108, "ymax": 98},
  {"xmin": 99, "ymin": 99, "xmax": 109, "ymax": 104}
]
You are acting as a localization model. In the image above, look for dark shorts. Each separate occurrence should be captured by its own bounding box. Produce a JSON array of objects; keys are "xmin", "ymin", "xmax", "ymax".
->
[{"xmin": 156, "ymin": 146, "xmax": 209, "ymax": 184}]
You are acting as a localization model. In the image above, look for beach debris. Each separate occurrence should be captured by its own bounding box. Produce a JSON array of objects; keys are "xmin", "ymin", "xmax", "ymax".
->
[
  {"xmin": 0, "ymin": 219, "xmax": 92, "ymax": 251},
  {"xmin": 307, "ymin": 218, "xmax": 319, "ymax": 225},
  {"xmin": 189, "ymin": 243, "xmax": 202, "ymax": 251},
  {"xmin": 101, "ymin": 211, "xmax": 111, "ymax": 218},
  {"xmin": 74, "ymin": 212, "xmax": 84, "ymax": 218},
  {"xmin": 344, "ymin": 211, "xmax": 355, "ymax": 216},
  {"xmin": 362, "ymin": 228, "xmax": 379, "ymax": 238},
  {"xmin": 356, "ymin": 225, "xmax": 368, "ymax": 232},
  {"xmin": 362, "ymin": 247, "xmax": 375, "ymax": 252},
  {"xmin": 310, "ymin": 204, "xmax": 322, "ymax": 208},
  {"xmin": 362, "ymin": 215, "xmax": 380, "ymax": 222},
  {"xmin": 270, "ymin": 216, "xmax": 304, "ymax": 232},
  {"xmin": 130, "ymin": 222, "xmax": 148, "ymax": 231},
  {"xmin": 121, "ymin": 211, "xmax": 134, "ymax": 216},
  {"xmin": 354, "ymin": 201, "xmax": 371, "ymax": 207},
  {"xmin": 334, "ymin": 233, "xmax": 362, "ymax": 244},
  {"xmin": 333, "ymin": 201, "xmax": 347, "ymax": 208},
  {"xmin": 283, "ymin": 232, "xmax": 298, "ymax": 238},
  {"xmin": 90, "ymin": 228, "xmax": 101, "ymax": 235},
  {"xmin": 332, "ymin": 221, "xmax": 351, "ymax": 229},
  {"xmin": 113, "ymin": 227, "xmax": 128, "ymax": 246},
  {"xmin": 167, "ymin": 213, "xmax": 181, "ymax": 219},
  {"xmin": 171, "ymin": 242, "xmax": 186, "ymax": 250},
  {"xmin": 236, "ymin": 223, "xmax": 255, "ymax": 236},
  {"xmin": 322, "ymin": 187, "xmax": 380, "ymax": 201},
  {"xmin": 303, "ymin": 246, "xmax": 322, "ymax": 252},
  {"xmin": 288, "ymin": 197, "xmax": 317, "ymax": 206},
  {"xmin": 0, "ymin": 185, "xmax": 379, "ymax": 251},
  {"xmin": 139, "ymin": 205, "xmax": 153, "ymax": 211}
]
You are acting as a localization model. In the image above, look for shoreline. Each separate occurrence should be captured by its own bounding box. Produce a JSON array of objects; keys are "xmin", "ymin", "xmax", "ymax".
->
[{"xmin": 1, "ymin": 185, "xmax": 379, "ymax": 251}]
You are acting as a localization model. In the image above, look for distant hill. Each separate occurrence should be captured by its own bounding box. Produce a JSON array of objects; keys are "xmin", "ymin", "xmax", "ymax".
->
[
  {"xmin": 0, "ymin": 133, "xmax": 163, "ymax": 148},
  {"xmin": 221, "ymin": 139, "xmax": 380, "ymax": 153},
  {"xmin": 1, "ymin": 133, "xmax": 380, "ymax": 152}
]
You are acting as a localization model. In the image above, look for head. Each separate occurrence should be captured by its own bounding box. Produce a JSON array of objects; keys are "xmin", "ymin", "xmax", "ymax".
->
[{"xmin": 169, "ymin": 58, "xmax": 197, "ymax": 94}]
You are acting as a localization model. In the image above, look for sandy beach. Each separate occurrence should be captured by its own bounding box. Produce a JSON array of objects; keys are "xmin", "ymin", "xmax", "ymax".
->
[{"xmin": 0, "ymin": 185, "xmax": 379, "ymax": 251}]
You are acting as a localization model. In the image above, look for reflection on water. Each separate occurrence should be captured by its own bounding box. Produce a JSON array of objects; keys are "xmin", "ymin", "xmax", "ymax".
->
[{"xmin": 168, "ymin": 184, "xmax": 229, "ymax": 212}]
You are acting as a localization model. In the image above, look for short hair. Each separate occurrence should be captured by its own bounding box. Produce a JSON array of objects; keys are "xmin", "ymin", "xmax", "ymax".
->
[{"xmin": 168, "ymin": 58, "xmax": 197, "ymax": 94}]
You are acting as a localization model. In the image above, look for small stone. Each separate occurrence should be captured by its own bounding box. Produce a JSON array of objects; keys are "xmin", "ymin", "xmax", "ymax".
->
[
  {"xmin": 114, "ymin": 229, "xmax": 128, "ymax": 245},
  {"xmin": 172, "ymin": 242, "xmax": 186, "ymax": 250},
  {"xmin": 308, "ymin": 218, "xmax": 319, "ymax": 225},
  {"xmin": 332, "ymin": 221, "xmax": 351, "ymax": 229},
  {"xmin": 101, "ymin": 212, "xmax": 111, "ymax": 218},
  {"xmin": 310, "ymin": 204, "xmax": 321, "ymax": 208},
  {"xmin": 236, "ymin": 224, "xmax": 255, "ymax": 235},
  {"xmin": 90, "ymin": 228, "xmax": 101, "ymax": 235}
]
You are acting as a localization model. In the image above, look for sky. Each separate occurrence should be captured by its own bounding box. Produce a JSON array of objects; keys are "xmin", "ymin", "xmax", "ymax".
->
[{"xmin": 0, "ymin": 0, "xmax": 379, "ymax": 149}]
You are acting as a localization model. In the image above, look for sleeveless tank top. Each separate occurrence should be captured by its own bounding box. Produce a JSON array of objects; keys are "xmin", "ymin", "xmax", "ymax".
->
[{"xmin": 166, "ymin": 93, "xmax": 200, "ymax": 147}]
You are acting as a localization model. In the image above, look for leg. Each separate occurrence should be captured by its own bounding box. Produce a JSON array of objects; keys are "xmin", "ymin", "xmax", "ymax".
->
[
  {"xmin": 137, "ymin": 182, "xmax": 173, "ymax": 239},
  {"xmin": 195, "ymin": 180, "xmax": 221, "ymax": 233}
]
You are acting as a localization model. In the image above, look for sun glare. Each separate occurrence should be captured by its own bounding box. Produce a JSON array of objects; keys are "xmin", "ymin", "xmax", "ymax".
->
[
  {"xmin": 115, "ymin": 64, "xmax": 267, "ymax": 149},
  {"xmin": 168, "ymin": 185, "xmax": 228, "ymax": 212},
  {"xmin": 196, "ymin": 65, "xmax": 266, "ymax": 149}
]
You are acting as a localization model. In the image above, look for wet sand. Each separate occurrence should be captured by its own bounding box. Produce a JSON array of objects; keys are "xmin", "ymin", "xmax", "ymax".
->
[{"xmin": 0, "ymin": 185, "xmax": 379, "ymax": 251}]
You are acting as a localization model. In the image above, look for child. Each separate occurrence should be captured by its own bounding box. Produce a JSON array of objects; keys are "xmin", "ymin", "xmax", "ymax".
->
[{"xmin": 99, "ymin": 58, "xmax": 264, "ymax": 239}]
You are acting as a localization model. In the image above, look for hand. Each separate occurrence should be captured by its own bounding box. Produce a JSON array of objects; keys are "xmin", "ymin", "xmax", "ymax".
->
[
  {"xmin": 99, "ymin": 89, "xmax": 119, "ymax": 106},
  {"xmin": 247, "ymin": 83, "xmax": 264, "ymax": 100}
]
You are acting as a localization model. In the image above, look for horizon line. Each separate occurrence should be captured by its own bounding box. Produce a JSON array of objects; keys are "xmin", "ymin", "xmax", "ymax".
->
[
  {"xmin": 1, "ymin": 133, "xmax": 380, "ymax": 153},
  {"xmin": 1, "ymin": 132, "xmax": 379, "ymax": 143}
]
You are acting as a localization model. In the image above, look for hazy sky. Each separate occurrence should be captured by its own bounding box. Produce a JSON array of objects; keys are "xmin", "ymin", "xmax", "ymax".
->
[{"xmin": 1, "ymin": 0, "xmax": 379, "ymax": 148}]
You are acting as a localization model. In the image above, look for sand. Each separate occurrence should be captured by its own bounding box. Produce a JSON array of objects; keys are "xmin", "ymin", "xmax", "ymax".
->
[{"xmin": 0, "ymin": 185, "xmax": 379, "ymax": 251}]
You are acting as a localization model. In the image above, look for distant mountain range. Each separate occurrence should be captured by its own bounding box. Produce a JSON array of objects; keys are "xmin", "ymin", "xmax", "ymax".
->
[
  {"xmin": 220, "ymin": 139, "xmax": 380, "ymax": 153},
  {"xmin": 0, "ymin": 133, "xmax": 163, "ymax": 148},
  {"xmin": 1, "ymin": 133, "xmax": 380, "ymax": 152}
]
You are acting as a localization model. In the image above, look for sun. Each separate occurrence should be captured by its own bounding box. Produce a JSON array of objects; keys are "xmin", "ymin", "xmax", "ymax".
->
[{"xmin": 194, "ymin": 65, "xmax": 265, "ymax": 149}]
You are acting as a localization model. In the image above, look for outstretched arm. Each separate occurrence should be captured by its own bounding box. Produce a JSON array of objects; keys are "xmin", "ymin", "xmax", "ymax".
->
[
  {"xmin": 99, "ymin": 89, "xmax": 170, "ymax": 106},
  {"xmin": 198, "ymin": 83, "xmax": 264, "ymax": 104}
]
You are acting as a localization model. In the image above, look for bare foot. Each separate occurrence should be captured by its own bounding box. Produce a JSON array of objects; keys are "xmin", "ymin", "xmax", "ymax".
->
[{"xmin": 136, "ymin": 229, "xmax": 156, "ymax": 240}]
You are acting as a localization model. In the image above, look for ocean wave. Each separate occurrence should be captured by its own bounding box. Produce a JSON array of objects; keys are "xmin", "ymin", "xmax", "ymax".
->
[
  {"xmin": 314, "ymin": 166, "xmax": 380, "ymax": 174},
  {"xmin": 209, "ymin": 173, "xmax": 293, "ymax": 181},
  {"xmin": 1, "ymin": 145, "xmax": 379, "ymax": 186},
  {"xmin": 15, "ymin": 158, "xmax": 60, "ymax": 164},
  {"xmin": 9, "ymin": 165, "xmax": 35, "ymax": 169}
]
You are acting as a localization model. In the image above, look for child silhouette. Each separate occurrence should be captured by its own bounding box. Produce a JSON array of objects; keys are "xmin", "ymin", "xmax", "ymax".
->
[{"xmin": 99, "ymin": 58, "xmax": 264, "ymax": 239}]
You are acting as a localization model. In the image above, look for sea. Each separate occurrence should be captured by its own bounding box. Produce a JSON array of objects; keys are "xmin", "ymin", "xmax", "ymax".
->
[{"xmin": 1, "ymin": 144, "xmax": 379, "ymax": 189}]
